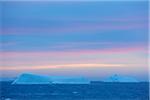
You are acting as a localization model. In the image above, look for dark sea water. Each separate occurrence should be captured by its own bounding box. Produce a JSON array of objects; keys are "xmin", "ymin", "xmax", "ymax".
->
[{"xmin": 0, "ymin": 81, "xmax": 149, "ymax": 100}]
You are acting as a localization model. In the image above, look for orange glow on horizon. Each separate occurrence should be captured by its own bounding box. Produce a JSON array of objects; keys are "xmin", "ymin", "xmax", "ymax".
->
[{"xmin": 0, "ymin": 63, "xmax": 127, "ymax": 71}]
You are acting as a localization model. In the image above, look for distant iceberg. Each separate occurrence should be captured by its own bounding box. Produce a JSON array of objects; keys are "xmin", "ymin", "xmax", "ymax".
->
[
  {"xmin": 12, "ymin": 73, "xmax": 90, "ymax": 84},
  {"xmin": 50, "ymin": 76, "xmax": 89, "ymax": 84},
  {"xmin": 12, "ymin": 73, "xmax": 52, "ymax": 84},
  {"xmin": 103, "ymin": 74, "xmax": 139, "ymax": 82}
]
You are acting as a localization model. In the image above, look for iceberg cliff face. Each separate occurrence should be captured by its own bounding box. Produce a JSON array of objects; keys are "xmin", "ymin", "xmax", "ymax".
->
[
  {"xmin": 104, "ymin": 74, "xmax": 138, "ymax": 82},
  {"xmin": 12, "ymin": 73, "xmax": 90, "ymax": 84}
]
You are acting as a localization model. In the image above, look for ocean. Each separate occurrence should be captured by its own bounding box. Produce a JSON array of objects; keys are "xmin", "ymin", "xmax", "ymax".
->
[{"xmin": 0, "ymin": 81, "xmax": 149, "ymax": 100}]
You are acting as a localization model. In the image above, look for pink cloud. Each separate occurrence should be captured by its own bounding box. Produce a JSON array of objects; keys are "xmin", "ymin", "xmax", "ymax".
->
[
  {"xmin": 8, "ymin": 14, "xmax": 147, "ymax": 23},
  {"xmin": 3, "ymin": 22, "xmax": 147, "ymax": 35},
  {"xmin": 0, "ymin": 42, "xmax": 17, "ymax": 46},
  {"xmin": 0, "ymin": 63, "xmax": 127, "ymax": 71},
  {"xmin": 0, "ymin": 44, "xmax": 147, "ymax": 57},
  {"xmin": 0, "ymin": 45, "xmax": 147, "ymax": 71}
]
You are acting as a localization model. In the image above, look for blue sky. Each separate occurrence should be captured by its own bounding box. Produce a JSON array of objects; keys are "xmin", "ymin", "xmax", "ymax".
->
[{"xmin": 0, "ymin": 1, "xmax": 149, "ymax": 81}]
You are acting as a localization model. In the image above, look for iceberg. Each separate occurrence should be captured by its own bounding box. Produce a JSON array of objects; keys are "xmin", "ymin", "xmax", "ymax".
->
[
  {"xmin": 12, "ymin": 73, "xmax": 52, "ymax": 84},
  {"xmin": 103, "ymin": 74, "xmax": 138, "ymax": 82},
  {"xmin": 50, "ymin": 76, "xmax": 89, "ymax": 84},
  {"xmin": 12, "ymin": 73, "xmax": 90, "ymax": 84}
]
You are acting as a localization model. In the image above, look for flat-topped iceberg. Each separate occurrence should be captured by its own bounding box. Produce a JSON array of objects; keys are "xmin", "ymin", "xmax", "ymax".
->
[
  {"xmin": 12, "ymin": 73, "xmax": 90, "ymax": 84},
  {"xmin": 104, "ymin": 74, "xmax": 138, "ymax": 82},
  {"xmin": 50, "ymin": 76, "xmax": 89, "ymax": 84},
  {"xmin": 12, "ymin": 73, "xmax": 52, "ymax": 84}
]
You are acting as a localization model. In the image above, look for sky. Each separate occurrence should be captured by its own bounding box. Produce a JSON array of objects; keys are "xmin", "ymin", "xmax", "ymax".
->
[{"xmin": 0, "ymin": 1, "xmax": 149, "ymax": 81}]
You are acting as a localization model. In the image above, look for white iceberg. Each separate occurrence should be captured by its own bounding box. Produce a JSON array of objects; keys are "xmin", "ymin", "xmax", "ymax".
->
[
  {"xmin": 103, "ymin": 74, "xmax": 139, "ymax": 82},
  {"xmin": 12, "ymin": 73, "xmax": 52, "ymax": 84},
  {"xmin": 50, "ymin": 76, "xmax": 89, "ymax": 84},
  {"xmin": 12, "ymin": 73, "xmax": 90, "ymax": 84}
]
